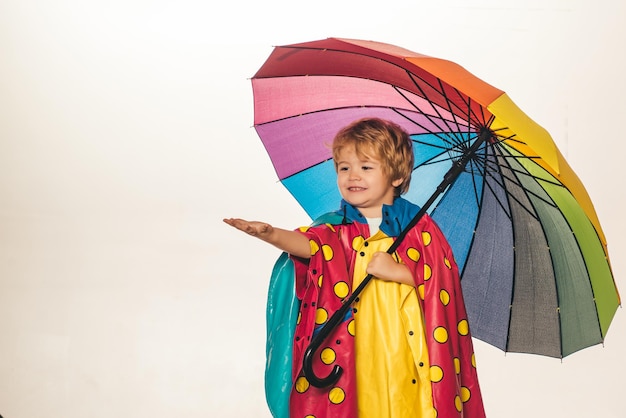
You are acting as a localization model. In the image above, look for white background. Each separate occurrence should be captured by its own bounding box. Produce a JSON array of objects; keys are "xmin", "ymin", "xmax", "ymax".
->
[{"xmin": 1, "ymin": 0, "xmax": 624, "ymax": 417}]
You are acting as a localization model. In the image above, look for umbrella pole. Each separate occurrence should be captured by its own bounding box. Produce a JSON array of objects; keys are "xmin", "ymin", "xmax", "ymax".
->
[{"xmin": 302, "ymin": 127, "xmax": 492, "ymax": 388}]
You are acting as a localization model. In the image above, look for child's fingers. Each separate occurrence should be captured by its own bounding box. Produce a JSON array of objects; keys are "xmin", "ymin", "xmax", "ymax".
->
[
  {"xmin": 224, "ymin": 218, "xmax": 271, "ymax": 237},
  {"xmin": 223, "ymin": 218, "xmax": 249, "ymax": 232}
]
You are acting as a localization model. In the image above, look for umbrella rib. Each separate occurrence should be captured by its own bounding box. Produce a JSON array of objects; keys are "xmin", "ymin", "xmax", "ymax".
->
[
  {"xmin": 478, "ymin": 137, "xmax": 563, "ymax": 192},
  {"xmin": 467, "ymin": 158, "xmax": 484, "ymax": 210},
  {"xmin": 468, "ymin": 149, "xmax": 516, "ymax": 220},
  {"xmin": 486, "ymin": 143, "xmax": 560, "ymax": 355},
  {"xmin": 497, "ymin": 146, "xmax": 567, "ymax": 358},
  {"xmin": 403, "ymin": 72, "xmax": 471, "ymax": 148},
  {"xmin": 390, "ymin": 104, "xmax": 464, "ymax": 150},
  {"xmin": 491, "ymin": 136, "xmax": 566, "ymax": 189},
  {"xmin": 415, "ymin": 150, "xmax": 465, "ymax": 171},
  {"xmin": 389, "ymin": 102, "xmax": 480, "ymax": 174},
  {"xmin": 411, "ymin": 137, "xmax": 458, "ymax": 153},
  {"xmin": 451, "ymin": 87, "xmax": 485, "ymax": 138},
  {"xmin": 491, "ymin": 157, "xmax": 564, "ymax": 189},
  {"xmin": 467, "ymin": 142, "xmax": 555, "ymax": 222},
  {"xmin": 410, "ymin": 130, "xmax": 484, "ymax": 170},
  {"xmin": 486, "ymin": 145, "xmax": 564, "ymax": 221},
  {"xmin": 480, "ymin": 151, "xmax": 533, "ymax": 184},
  {"xmin": 491, "ymin": 139, "xmax": 566, "ymax": 201},
  {"xmin": 392, "ymin": 86, "xmax": 467, "ymax": 150},
  {"xmin": 433, "ymin": 75, "xmax": 487, "ymax": 135},
  {"xmin": 434, "ymin": 77, "xmax": 479, "ymax": 147},
  {"xmin": 429, "ymin": 79, "xmax": 496, "ymax": 186},
  {"xmin": 278, "ymin": 157, "xmax": 334, "ymax": 182},
  {"xmin": 481, "ymin": 158, "xmax": 543, "ymax": 220}
]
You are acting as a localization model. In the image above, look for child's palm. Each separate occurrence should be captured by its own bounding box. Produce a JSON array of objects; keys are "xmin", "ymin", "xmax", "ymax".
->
[{"xmin": 224, "ymin": 218, "xmax": 274, "ymax": 238}]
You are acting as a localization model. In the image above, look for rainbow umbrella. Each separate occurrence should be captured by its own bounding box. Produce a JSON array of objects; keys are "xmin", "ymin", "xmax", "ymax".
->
[{"xmin": 252, "ymin": 37, "xmax": 620, "ymax": 361}]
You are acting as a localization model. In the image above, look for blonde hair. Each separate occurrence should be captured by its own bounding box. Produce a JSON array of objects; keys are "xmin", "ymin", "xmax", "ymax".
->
[{"xmin": 332, "ymin": 118, "xmax": 414, "ymax": 196}]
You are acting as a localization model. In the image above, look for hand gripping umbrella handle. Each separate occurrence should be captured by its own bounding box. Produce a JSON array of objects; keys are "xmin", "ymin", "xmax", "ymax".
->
[
  {"xmin": 302, "ymin": 127, "xmax": 492, "ymax": 388},
  {"xmin": 301, "ymin": 235, "xmax": 421, "ymax": 388}
]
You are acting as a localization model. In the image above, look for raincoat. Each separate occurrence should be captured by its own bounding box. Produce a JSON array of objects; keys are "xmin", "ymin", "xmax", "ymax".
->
[{"xmin": 265, "ymin": 198, "xmax": 485, "ymax": 418}]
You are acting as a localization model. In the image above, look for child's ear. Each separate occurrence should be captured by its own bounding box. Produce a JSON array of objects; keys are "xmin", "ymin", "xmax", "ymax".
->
[{"xmin": 392, "ymin": 178, "xmax": 403, "ymax": 188}]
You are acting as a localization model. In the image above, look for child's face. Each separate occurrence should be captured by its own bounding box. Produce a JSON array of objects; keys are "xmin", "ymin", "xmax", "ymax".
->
[{"xmin": 335, "ymin": 144, "xmax": 402, "ymax": 218}]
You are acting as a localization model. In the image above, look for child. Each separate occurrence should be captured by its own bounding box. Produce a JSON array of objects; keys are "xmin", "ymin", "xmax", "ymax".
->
[{"xmin": 224, "ymin": 118, "xmax": 485, "ymax": 418}]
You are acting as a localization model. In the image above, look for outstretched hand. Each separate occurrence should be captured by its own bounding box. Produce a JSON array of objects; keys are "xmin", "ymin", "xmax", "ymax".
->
[
  {"xmin": 223, "ymin": 218, "xmax": 275, "ymax": 240},
  {"xmin": 223, "ymin": 217, "xmax": 311, "ymax": 259}
]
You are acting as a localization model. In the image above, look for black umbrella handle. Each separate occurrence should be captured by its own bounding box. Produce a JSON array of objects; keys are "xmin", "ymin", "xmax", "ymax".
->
[
  {"xmin": 301, "ymin": 227, "xmax": 425, "ymax": 388},
  {"xmin": 302, "ymin": 127, "xmax": 492, "ymax": 388},
  {"xmin": 301, "ymin": 287, "xmax": 353, "ymax": 388},
  {"xmin": 303, "ymin": 270, "xmax": 382, "ymax": 387}
]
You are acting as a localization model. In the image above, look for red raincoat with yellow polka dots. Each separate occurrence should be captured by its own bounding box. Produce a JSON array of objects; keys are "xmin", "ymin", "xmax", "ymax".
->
[{"xmin": 269, "ymin": 198, "xmax": 485, "ymax": 418}]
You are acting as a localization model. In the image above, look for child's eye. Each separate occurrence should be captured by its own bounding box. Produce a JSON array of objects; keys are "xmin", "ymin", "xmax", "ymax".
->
[
  {"xmin": 362, "ymin": 165, "xmax": 373, "ymax": 170},
  {"xmin": 338, "ymin": 166, "xmax": 349, "ymax": 171}
]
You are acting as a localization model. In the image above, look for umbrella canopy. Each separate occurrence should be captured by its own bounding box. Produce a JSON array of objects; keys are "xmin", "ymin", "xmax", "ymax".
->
[{"xmin": 252, "ymin": 37, "xmax": 620, "ymax": 358}]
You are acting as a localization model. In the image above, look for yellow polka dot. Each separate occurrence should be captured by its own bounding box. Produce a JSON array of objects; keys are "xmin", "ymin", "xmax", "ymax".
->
[
  {"xmin": 310, "ymin": 240, "xmax": 320, "ymax": 256},
  {"xmin": 424, "ymin": 264, "xmax": 432, "ymax": 280},
  {"xmin": 295, "ymin": 376, "xmax": 309, "ymax": 393},
  {"xmin": 444, "ymin": 257, "xmax": 452, "ymax": 269},
  {"xmin": 347, "ymin": 319, "xmax": 356, "ymax": 336},
  {"xmin": 471, "ymin": 353, "xmax": 477, "ymax": 368},
  {"xmin": 325, "ymin": 223, "xmax": 336, "ymax": 232},
  {"xmin": 460, "ymin": 386, "xmax": 471, "ymax": 402},
  {"xmin": 455, "ymin": 395, "xmax": 463, "ymax": 412},
  {"xmin": 322, "ymin": 244, "xmax": 334, "ymax": 261},
  {"xmin": 406, "ymin": 247, "xmax": 421, "ymax": 262},
  {"xmin": 454, "ymin": 357, "xmax": 461, "ymax": 374},
  {"xmin": 315, "ymin": 308, "xmax": 328, "ymax": 325},
  {"xmin": 439, "ymin": 289, "xmax": 450, "ymax": 306},
  {"xmin": 318, "ymin": 274, "xmax": 324, "ymax": 287},
  {"xmin": 297, "ymin": 311, "xmax": 302, "ymax": 325},
  {"xmin": 299, "ymin": 226, "xmax": 310, "ymax": 232},
  {"xmin": 458, "ymin": 319, "xmax": 469, "ymax": 336},
  {"xmin": 422, "ymin": 231, "xmax": 432, "ymax": 246},
  {"xmin": 305, "ymin": 416, "xmax": 316, "ymax": 418},
  {"xmin": 433, "ymin": 326, "xmax": 448, "ymax": 343},
  {"xmin": 321, "ymin": 348, "xmax": 336, "ymax": 365},
  {"xmin": 334, "ymin": 281, "xmax": 349, "ymax": 299},
  {"xmin": 352, "ymin": 236, "xmax": 365, "ymax": 251},
  {"xmin": 328, "ymin": 387, "xmax": 345, "ymax": 404},
  {"xmin": 430, "ymin": 365, "xmax": 444, "ymax": 383},
  {"xmin": 417, "ymin": 284, "xmax": 425, "ymax": 300}
]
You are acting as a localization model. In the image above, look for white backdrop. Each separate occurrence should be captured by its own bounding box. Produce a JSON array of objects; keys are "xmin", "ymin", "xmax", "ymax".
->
[{"xmin": 1, "ymin": 1, "xmax": 624, "ymax": 417}]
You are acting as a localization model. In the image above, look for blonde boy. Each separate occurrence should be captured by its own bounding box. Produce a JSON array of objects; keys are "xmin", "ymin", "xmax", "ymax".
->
[{"xmin": 225, "ymin": 118, "xmax": 485, "ymax": 418}]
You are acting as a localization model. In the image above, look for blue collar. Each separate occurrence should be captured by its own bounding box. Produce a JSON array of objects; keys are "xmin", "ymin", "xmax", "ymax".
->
[{"xmin": 335, "ymin": 197, "xmax": 421, "ymax": 236}]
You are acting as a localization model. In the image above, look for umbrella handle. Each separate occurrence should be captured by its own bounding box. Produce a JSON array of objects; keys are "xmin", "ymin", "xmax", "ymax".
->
[
  {"xmin": 302, "ymin": 273, "xmax": 374, "ymax": 388},
  {"xmin": 301, "ymin": 127, "xmax": 492, "ymax": 388},
  {"xmin": 301, "ymin": 213, "xmax": 423, "ymax": 388}
]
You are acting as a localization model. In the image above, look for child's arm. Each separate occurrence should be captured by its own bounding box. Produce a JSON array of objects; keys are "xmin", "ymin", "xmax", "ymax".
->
[
  {"xmin": 366, "ymin": 252, "xmax": 414, "ymax": 286},
  {"xmin": 223, "ymin": 218, "xmax": 311, "ymax": 259}
]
